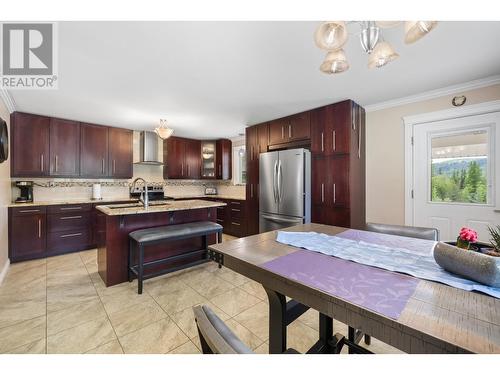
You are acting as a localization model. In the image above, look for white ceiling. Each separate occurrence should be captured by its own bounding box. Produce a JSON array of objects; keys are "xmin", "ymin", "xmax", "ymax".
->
[{"xmin": 8, "ymin": 21, "xmax": 500, "ymax": 139}]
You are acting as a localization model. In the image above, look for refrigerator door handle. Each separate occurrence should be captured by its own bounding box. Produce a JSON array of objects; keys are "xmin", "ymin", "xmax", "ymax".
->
[
  {"xmin": 278, "ymin": 160, "xmax": 283, "ymax": 202},
  {"xmin": 261, "ymin": 214, "xmax": 302, "ymax": 224},
  {"xmin": 273, "ymin": 160, "xmax": 278, "ymax": 203}
]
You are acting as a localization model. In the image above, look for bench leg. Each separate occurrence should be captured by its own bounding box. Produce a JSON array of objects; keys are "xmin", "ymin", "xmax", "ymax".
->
[
  {"xmin": 128, "ymin": 239, "xmax": 134, "ymax": 283},
  {"xmin": 364, "ymin": 334, "xmax": 371, "ymax": 345},
  {"xmin": 138, "ymin": 244, "xmax": 144, "ymax": 294}
]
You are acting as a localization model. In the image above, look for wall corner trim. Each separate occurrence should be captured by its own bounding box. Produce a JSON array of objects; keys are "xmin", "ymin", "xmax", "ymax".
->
[
  {"xmin": 0, "ymin": 258, "xmax": 10, "ymax": 286},
  {"xmin": 364, "ymin": 75, "xmax": 500, "ymax": 112},
  {"xmin": 0, "ymin": 87, "xmax": 16, "ymax": 114}
]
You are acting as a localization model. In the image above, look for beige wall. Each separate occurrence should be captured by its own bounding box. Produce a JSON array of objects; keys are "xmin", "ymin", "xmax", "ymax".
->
[
  {"xmin": 0, "ymin": 98, "xmax": 10, "ymax": 276},
  {"xmin": 366, "ymin": 83, "xmax": 500, "ymax": 225}
]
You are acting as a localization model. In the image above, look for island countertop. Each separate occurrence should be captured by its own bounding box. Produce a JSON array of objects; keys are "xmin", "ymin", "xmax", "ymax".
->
[{"xmin": 96, "ymin": 199, "xmax": 226, "ymax": 216}]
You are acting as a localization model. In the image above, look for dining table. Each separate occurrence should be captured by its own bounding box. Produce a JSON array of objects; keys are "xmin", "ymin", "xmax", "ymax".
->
[{"xmin": 207, "ymin": 223, "xmax": 500, "ymax": 354}]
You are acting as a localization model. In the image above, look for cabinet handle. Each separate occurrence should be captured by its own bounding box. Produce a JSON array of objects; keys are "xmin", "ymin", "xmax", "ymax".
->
[
  {"xmin": 358, "ymin": 106, "xmax": 362, "ymax": 159},
  {"xmin": 113, "ymin": 159, "xmax": 116, "ymax": 174},
  {"xmin": 231, "ymin": 208, "xmax": 241, "ymax": 212},
  {"xmin": 333, "ymin": 183, "xmax": 336, "ymax": 204},
  {"xmin": 352, "ymin": 104, "xmax": 356, "ymax": 130},
  {"xmin": 219, "ymin": 164, "xmax": 222, "ymax": 176},
  {"xmin": 40, "ymin": 154, "xmax": 44, "ymax": 172},
  {"xmin": 187, "ymin": 164, "xmax": 190, "ymax": 176},
  {"xmin": 19, "ymin": 209, "xmax": 40, "ymax": 213},
  {"xmin": 230, "ymin": 201, "xmax": 241, "ymax": 205},
  {"xmin": 181, "ymin": 163, "xmax": 184, "ymax": 176},
  {"xmin": 321, "ymin": 183, "xmax": 324, "ymax": 203},
  {"xmin": 101, "ymin": 158, "xmax": 105, "ymax": 174},
  {"xmin": 332, "ymin": 130, "xmax": 336, "ymax": 151},
  {"xmin": 231, "ymin": 222, "xmax": 241, "ymax": 226},
  {"xmin": 321, "ymin": 132, "xmax": 324, "ymax": 152},
  {"xmin": 60, "ymin": 215, "xmax": 82, "ymax": 220},
  {"xmin": 250, "ymin": 183, "xmax": 253, "ymax": 198},
  {"xmin": 281, "ymin": 125, "xmax": 284, "ymax": 139},
  {"xmin": 60, "ymin": 232, "xmax": 82, "ymax": 238},
  {"xmin": 38, "ymin": 219, "xmax": 42, "ymax": 238},
  {"xmin": 60, "ymin": 207, "xmax": 82, "ymax": 211},
  {"xmin": 288, "ymin": 124, "xmax": 292, "ymax": 138},
  {"xmin": 216, "ymin": 219, "xmax": 224, "ymax": 223},
  {"xmin": 55, "ymin": 155, "xmax": 58, "ymax": 172}
]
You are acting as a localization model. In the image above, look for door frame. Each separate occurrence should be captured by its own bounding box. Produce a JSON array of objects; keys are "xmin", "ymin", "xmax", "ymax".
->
[{"xmin": 403, "ymin": 99, "xmax": 500, "ymax": 226}]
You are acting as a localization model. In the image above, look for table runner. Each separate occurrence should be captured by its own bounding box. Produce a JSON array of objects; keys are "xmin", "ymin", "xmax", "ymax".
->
[{"xmin": 274, "ymin": 230, "xmax": 500, "ymax": 299}]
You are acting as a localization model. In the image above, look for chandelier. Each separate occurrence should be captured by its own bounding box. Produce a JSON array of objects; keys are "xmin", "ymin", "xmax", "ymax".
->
[
  {"xmin": 154, "ymin": 119, "xmax": 174, "ymax": 140},
  {"xmin": 314, "ymin": 21, "xmax": 438, "ymax": 74}
]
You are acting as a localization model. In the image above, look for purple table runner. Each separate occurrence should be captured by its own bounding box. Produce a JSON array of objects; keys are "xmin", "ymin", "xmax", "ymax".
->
[{"xmin": 262, "ymin": 249, "xmax": 419, "ymax": 320}]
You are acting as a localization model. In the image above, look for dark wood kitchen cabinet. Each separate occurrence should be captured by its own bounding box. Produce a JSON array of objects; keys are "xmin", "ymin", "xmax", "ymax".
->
[
  {"xmin": 11, "ymin": 112, "xmax": 50, "ymax": 177},
  {"xmin": 49, "ymin": 118, "xmax": 80, "ymax": 176},
  {"xmin": 269, "ymin": 112, "xmax": 310, "ymax": 146},
  {"xmin": 215, "ymin": 139, "xmax": 232, "ymax": 180},
  {"xmin": 80, "ymin": 123, "xmax": 109, "ymax": 177},
  {"xmin": 108, "ymin": 127, "xmax": 133, "ymax": 178},
  {"xmin": 185, "ymin": 138, "xmax": 201, "ymax": 179},
  {"xmin": 164, "ymin": 136, "xmax": 201, "ymax": 179},
  {"xmin": 8, "ymin": 206, "xmax": 47, "ymax": 262}
]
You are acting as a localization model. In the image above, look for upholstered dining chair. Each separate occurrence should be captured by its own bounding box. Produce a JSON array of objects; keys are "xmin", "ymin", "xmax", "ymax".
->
[
  {"xmin": 352, "ymin": 222, "xmax": 439, "ymax": 350},
  {"xmin": 193, "ymin": 305, "xmax": 299, "ymax": 354}
]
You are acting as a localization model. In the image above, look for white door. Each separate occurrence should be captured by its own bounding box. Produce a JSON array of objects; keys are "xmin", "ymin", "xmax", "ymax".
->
[{"xmin": 413, "ymin": 112, "xmax": 500, "ymax": 242}]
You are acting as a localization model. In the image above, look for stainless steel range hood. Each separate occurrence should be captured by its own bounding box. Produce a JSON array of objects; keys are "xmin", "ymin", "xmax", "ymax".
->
[{"xmin": 134, "ymin": 131, "xmax": 163, "ymax": 165}]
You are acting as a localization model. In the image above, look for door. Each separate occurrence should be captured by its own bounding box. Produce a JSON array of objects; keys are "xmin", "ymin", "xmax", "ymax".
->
[
  {"xmin": 108, "ymin": 128, "xmax": 133, "ymax": 178},
  {"xmin": 259, "ymin": 151, "xmax": 279, "ymax": 215},
  {"xmin": 50, "ymin": 118, "xmax": 80, "ymax": 176},
  {"xmin": 413, "ymin": 112, "xmax": 500, "ymax": 241},
  {"xmin": 80, "ymin": 123, "xmax": 109, "ymax": 177},
  {"xmin": 277, "ymin": 149, "xmax": 305, "ymax": 217},
  {"xmin": 11, "ymin": 112, "xmax": 50, "ymax": 177}
]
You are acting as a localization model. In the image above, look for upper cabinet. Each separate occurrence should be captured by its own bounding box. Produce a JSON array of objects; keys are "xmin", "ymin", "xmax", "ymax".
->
[
  {"xmin": 80, "ymin": 123, "xmax": 109, "ymax": 177},
  {"xmin": 11, "ymin": 112, "xmax": 50, "ymax": 177},
  {"xmin": 216, "ymin": 139, "xmax": 232, "ymax": 180},
  {"xmin": 269, "ymin": 112, "xmax": 310, "ymax": 146},
  {"xmin": 164, "ymin": 136, "xmax": 231, "ymax": 180},
  {"xmin": 11, "ymin": 112, "xmax": 133, "ymax": 178},
  {"xmin": 108, "ymin": 127, "xmax": 133, "ymax": 178},
  {"xmin": 49, "ymin": 118, "xmax": 80, "ymax": 176}
]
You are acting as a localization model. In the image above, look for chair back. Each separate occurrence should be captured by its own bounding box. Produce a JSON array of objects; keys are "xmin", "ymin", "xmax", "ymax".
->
[
  {"xmin": 365, "ymin": 222, "xmax": 439, "ymax": 241},
  {"xmin": 193, "ymin": 305, "xmax": 253, "ymax": 354}
]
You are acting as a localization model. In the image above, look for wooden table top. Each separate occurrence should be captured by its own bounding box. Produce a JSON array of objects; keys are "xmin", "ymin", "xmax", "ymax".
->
[{"xmin": 209, "ymin": 223, "xmax": 500, "ymax": 354}]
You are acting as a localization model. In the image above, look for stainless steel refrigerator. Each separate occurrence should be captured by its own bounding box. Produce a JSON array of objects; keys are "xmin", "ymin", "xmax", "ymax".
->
[{"xmin": 259, "ymin": 148, "xmax": 311, "ymax": 232}]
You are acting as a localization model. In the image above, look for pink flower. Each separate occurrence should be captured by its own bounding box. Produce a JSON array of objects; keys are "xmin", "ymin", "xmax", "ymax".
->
[{"xmin": 459, "ymin": 227, "xmax": 478, "ymax": 243}]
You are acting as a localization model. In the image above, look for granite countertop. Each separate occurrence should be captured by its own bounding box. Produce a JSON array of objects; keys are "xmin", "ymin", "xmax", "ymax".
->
[
  {"xmin": 8, "ymin": 197, "xmax": 137, "ymax": 208},
  {"xmin": 96, "ymin": 199, "xmax": 227, "ymax": 216},
  {"xmin": 169, "ymin": 194, "xmax": 246, "ymax": 201}
]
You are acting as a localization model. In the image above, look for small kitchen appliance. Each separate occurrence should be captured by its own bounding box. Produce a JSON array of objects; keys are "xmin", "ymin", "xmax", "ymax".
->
[
  {"xmin": 15, "ymin": 181, "xmax": 34, "ymax": 203},
  {"xmin": 204, "ymin": 186, "xmax": 217, "ymax": 195}
]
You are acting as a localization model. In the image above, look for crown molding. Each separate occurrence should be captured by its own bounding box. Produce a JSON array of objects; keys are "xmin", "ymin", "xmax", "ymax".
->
[
  {"xmin": 364, "ymin": 75, "xmax": 500, "ymax": 113},
  {"xmin": 0, "ymin": 87, "xmax": 16, "ymax": 113}
]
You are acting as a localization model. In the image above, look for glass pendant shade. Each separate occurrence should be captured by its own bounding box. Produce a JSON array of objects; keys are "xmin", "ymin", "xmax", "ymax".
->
[
  {"xmin": 154, "ymin": 119, "xmax": 174, "ymax": 140},
  {"xmin": 368, "ymin": 41, "xmax": 399, "ymax": 68},
  {"xmin": 404, "ymin": 21, "xmax": 438, "ymax": 44},
  {"xmin": 360, "ymin": 21, "xmax": 380, "ymax": 54},
  {"xmin": 320, "ymin": 50, "xmax": 349, "ymax": 74},
  {"xmin": 314, "ymin": 21, "xmax": 348, "ymax": 51}
]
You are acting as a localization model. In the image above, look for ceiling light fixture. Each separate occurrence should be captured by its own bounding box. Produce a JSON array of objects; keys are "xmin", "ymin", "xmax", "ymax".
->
[
  {"xmin": 314, "ymin": 20, "xmax": 437, "ymax": 74},
  {"xmin": 154, "ymin": 119, "xmax": 174, "ymax": 140}
]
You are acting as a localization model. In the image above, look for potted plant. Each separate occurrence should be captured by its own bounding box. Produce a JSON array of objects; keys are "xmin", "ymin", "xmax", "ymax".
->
[
  {"xmin": 456, "ymin": 227, "xmax": 478, "ymax": 250},
  {"xmin": 486, "ymin": 225, "xmax": 500, "ymax": 257}
]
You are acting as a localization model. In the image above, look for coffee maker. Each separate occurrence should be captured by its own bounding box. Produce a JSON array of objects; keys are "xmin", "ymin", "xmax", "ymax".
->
[{"xmin": 15, "ymin": 181, "xmax": 34, "ymax": 203}]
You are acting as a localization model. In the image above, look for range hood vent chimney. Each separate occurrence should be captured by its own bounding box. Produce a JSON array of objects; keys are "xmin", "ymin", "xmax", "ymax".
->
[{"xmin": 134, "ymin": 131, "xmax": 163, "ymax": 165}]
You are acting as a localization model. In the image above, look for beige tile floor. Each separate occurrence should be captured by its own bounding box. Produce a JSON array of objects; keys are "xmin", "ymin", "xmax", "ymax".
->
[{"xmin": 0, "ymin": 234, "xmax": 401, "ymax": 354}]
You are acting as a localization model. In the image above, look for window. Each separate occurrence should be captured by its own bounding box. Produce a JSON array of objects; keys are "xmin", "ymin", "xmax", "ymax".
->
[
  {"xmin": 430, "ymin": 129, "xmax": 490, "ymax": 204},
  {"xmin": 232, "ymin": 145, "xmax": 246, "ymax": 185}
]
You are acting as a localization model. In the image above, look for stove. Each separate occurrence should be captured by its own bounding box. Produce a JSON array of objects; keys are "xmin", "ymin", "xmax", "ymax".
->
[{"xmin": 130, "ymin": 185, "xmax": 172, "ymax": 201}]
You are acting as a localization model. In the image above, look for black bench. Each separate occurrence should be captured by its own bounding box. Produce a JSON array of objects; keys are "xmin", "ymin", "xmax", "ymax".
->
[{"xmin": 128, "ymin": 221, "xmax": 223, "ymax": 294}]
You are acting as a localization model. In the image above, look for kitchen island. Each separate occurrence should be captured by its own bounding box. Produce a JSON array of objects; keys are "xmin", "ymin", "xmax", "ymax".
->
[{"xmin": 96, "ymin": 199, "xmax": 226, "ymax": 287}]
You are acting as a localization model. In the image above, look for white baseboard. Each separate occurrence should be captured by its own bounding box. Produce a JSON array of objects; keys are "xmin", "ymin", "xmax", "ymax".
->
[{"xmin": 0, "ymin": 259, "xmax": 10, "ymax": 285}]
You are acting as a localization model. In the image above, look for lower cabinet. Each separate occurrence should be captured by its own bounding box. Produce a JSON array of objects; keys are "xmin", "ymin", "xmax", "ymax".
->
[
  {"xmin": 204, "ymin": 198, "xmax": 248, "ymax": 237},
  {"xmin": 9, "ymin": 207, "xmax": 47, "ymax": 261}
]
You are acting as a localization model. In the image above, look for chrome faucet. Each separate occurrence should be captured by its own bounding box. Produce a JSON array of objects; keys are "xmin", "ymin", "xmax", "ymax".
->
[{"xmin": 131, "ymin": 177, "xmax": 149, "ymax": 209}]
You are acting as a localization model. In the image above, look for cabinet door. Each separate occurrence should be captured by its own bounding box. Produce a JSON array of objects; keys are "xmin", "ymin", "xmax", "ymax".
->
[
  {"xmin": 330, "ymin": 100, "xmax": 352, "ymax": 155},
  {"xmin": 268, "ymin": 119, "xmax": 286, "ymax": 145},
  {"xmin": 310, "ymin": 108, "xmax": 326, "ymax": 155},
  {"xmin": 257, "ymin": 123, "xmax": 269, "ymax": 153},
  {"xmin": 164, "ymin": 137, "xmax": 184, "ymax": 179},
  {"xmin": 10, "ymin": 214, "xmax": 46, "ymax": 260},
  {"xmin": 245, "ymin": 126, "xmax": 259, "ymax": 235},
  {"xmin": 185, "ymin": 139, "xmax": 201, "ymax": 179},
  {"xmin": 311, "ymin": 156, "xmax": 331, "ymax": 206},
  {"xmin": 216, "ymin": 139, "xmax": 232, "ymax": 180},
  {"xmin": 80, "ymin": 123, "xmax": 109, "ymax": 177},
  {"xmin": 331, "ymin": 156, "xmax": 350, "ymax": 208},
  {"xmin": 289, "ymin": 112, "xmax": 310, "ymax": 141},
  {"xmin": 50, "ymin": 118, "xmax": 80, "ymax": 176},
  {"xmin": 108, "ymin": 127, "xmax": 133, "ymax": 178},
  {"xmin": 11, "ymin": 112, "xmax": 50, "ymax": 177}
]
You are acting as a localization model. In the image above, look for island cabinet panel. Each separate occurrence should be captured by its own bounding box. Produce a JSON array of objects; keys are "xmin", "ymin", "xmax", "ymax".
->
[
  {"xmin": 49, "ymin": 118, "xmax": 80, "ymax": 176},
  {"xmin": 80, "ymin": 123, "xmax": 109, "ymax": 177},
  {"xmin": 215, "ymin": 139, "xmax": 232, "ymax": 180},
  {"xmin": 9, "ymin": 206, "xmax": 47, "ymax": 262},
  {"xmin": 108, "ymin": 127, "xmax": 133, "ymax": 178},
  {"xmin": 11, "ymin": 112, "xmax": 50, "ymax": 177}
]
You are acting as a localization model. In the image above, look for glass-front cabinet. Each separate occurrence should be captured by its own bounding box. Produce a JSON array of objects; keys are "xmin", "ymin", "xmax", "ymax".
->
[{"xmin": 201, "ymin": 141, "xmax": 216, "ymax": 178}]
